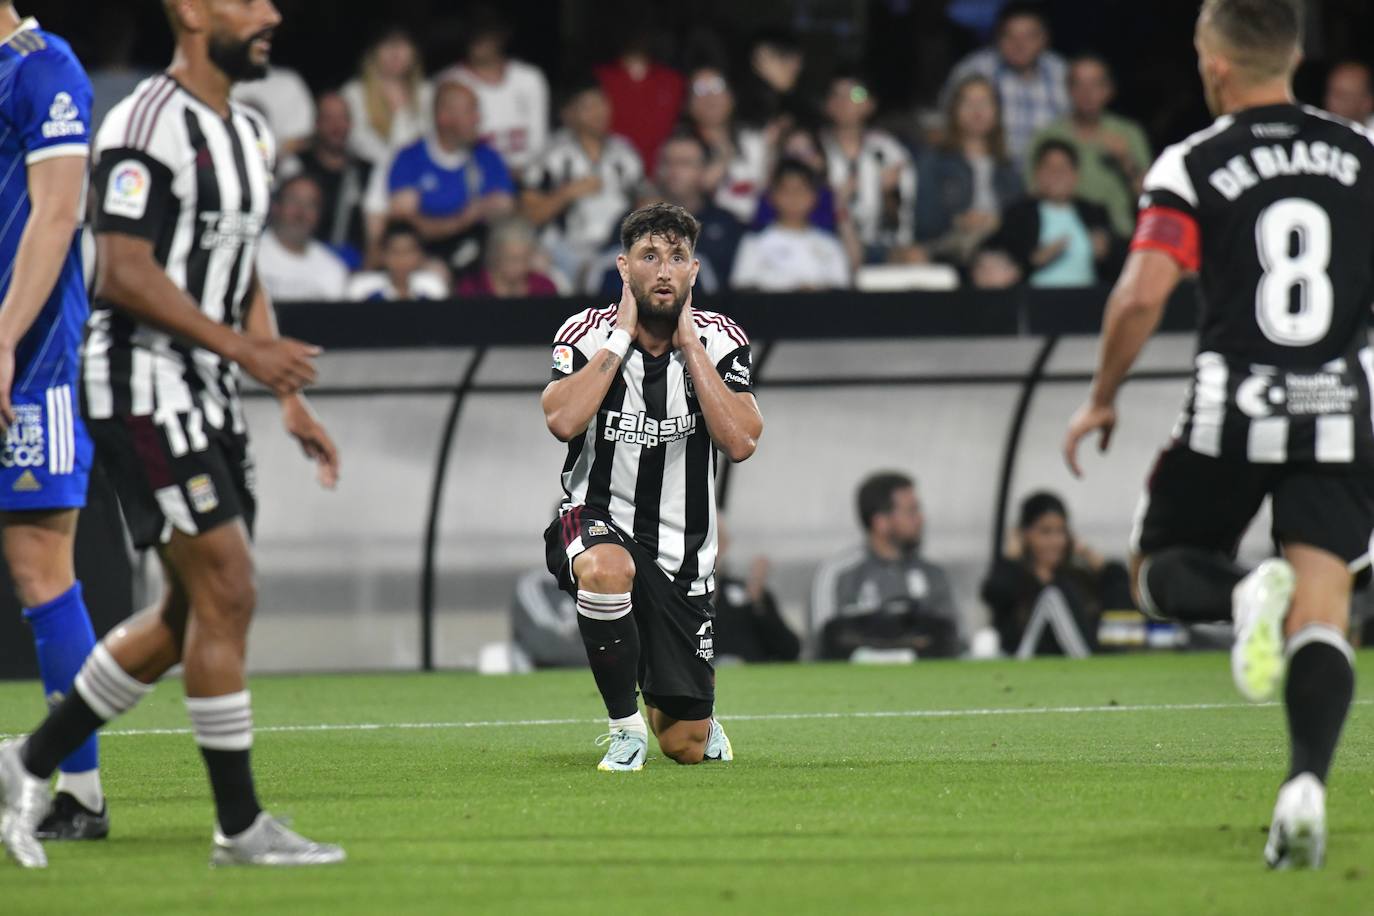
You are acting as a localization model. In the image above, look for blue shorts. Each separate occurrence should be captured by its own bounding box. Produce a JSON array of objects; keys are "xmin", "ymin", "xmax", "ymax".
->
[{"xmin": 0, "ymin": 383, "xmax": 91, "ymax": 512}]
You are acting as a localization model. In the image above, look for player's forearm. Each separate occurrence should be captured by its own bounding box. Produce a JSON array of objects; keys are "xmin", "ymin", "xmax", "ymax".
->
[
  {"xmin": 0, "ymin": 210, "xmax": 79, "ymax": 349},
  {"xmin": 542, "ymin": 349, "xmax": 622, "ymax": 441},
  {"xmin": 244, "ymin": 276, "xmax": 280, "ymax": 340},
  {"xmin": 1089, "ymin": 288, "xmax": 1166, "ymax": 407},
  {"xmin": 97, "ymin": 255, "xmax": 248, "ymax": 364},
  {"xmin": 682, "ymin": 343, "xmax": 762, "ymax": 462}
]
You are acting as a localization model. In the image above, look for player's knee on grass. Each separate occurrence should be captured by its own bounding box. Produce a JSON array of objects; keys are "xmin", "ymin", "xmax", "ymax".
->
[
  {"xmin": 657, "ymin": 723, "xmax": 709, "ymax": 765},
  {"xmin": 574, "ymin": 544, "xmax": 635, "ymax": 594}
]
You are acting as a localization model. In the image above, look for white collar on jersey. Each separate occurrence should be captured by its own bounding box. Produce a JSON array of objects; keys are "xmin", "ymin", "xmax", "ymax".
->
[
  {"xmin": 424, "ymin": 136, "xmax": 473, "ymax": 171},
  {"xmin": 0, "ymin": 17, "xmax": 39, "ymax": 47}
]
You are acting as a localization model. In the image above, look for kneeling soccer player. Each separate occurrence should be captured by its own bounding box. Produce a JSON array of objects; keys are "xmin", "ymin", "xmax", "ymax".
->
[{"xmin": 540, "ymin": 203, "xmax": 763, "ymax": 771}]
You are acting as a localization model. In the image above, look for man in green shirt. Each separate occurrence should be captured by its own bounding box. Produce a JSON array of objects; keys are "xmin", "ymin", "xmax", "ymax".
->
[{"xmin": 1028, "ymin": 54, "xmax": 1150, "ymax": 236}]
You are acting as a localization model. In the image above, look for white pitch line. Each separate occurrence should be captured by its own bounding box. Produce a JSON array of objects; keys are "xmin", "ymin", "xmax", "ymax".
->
[{"xmin": 4, "ymin": 698, "xmax": 1351, "ymax": 741}]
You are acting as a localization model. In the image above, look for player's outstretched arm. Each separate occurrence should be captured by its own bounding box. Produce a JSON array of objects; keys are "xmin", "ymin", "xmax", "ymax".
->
[
  {"xmin": 95, "ymin": 233, "xmax": 321, "ymax": 396},
  {"xmin": 0, "ymin": 155, "xmax": 86, "ymax": 427},
  {"xmin": 1064, "ymin": 249, "xmax": 1181, "ymax": 477},
  {"xmin": 541, "ymin": 282, "xmax": 638, "ymax": 441},
  {"xmin": 245, "ymin": 276, "xmax": 340, "ymax": 489},
  {"xmin": 674, "ymin": 297, "xmax": 762, "ymax": 463}
]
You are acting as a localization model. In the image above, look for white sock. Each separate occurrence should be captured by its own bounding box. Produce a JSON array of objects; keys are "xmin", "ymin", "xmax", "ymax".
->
[
  {"xmin": 55, "ymin": 768, "xmax": 103, "ymax": 812},
  {"xmin": 610, "ymin": 710, "xmax": 647, "ymax": 737}
]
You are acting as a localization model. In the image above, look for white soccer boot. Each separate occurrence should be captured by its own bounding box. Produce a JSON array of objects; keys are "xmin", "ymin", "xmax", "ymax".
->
[
  {"xmin": 595, "ymin": 728, "xmax": 648, "ymax": 772},
  {"xmin": 703, "ymin": 718, "xmax": 733, "ymax": 762},
  {"xmin": 210, "ymin": 812, "xmax": 345, "ymax": 867},
  {"xmin": 1231, "ymin": 559, "xmax": 1296, "ymax": 702},
  {"xmin": 1265, "ymin": 773, "xmax": 1326, "ymax": 870},
  {"xmin": 0, "ymin": 739, "xmax": 50, "ymax": 869}
]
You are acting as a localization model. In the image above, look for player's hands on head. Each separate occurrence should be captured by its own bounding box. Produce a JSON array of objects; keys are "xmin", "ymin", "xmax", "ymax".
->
[
  {"xmin": 241, "ymin": 336, "xmax": 321, "ymax": 396},
  {"xmin": 282, "ymin": 394, "xmax": 340, "ymax": 489},
  {"xmin": 672, "ymin": 290, "xmax": 697, "ymax": 350},
  {"xmin": 1063, "ymin": 400, "xmax": 1118, "ymax": 478},
  {"xmin": 615, "ymin": 280, "xmax": 637, "ymax": 341}
]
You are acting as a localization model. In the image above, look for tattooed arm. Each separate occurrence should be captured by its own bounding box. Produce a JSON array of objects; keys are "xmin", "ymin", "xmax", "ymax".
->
[{"xmin": 540, "ymin": 283, "xmax": 636, "ymax": 442}]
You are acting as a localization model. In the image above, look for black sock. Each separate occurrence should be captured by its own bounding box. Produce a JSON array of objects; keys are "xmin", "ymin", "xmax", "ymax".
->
[
  {"xmin": 1141, "ymin": 548, "xmax": 1246, "ymax": 622},
  {"xmin": 1285, "ymin": 633, "xmax": 1354, "ymax": 783},
  {"xmin": 20, "ymin": 690, "xmax": 106, "ymax": 780},
  {"xmin": 200, "ymin": 748, "xmax": 263, "ymax": 837},
  {"xmin": 576, "ymin": 591, "xmax": 640, "ymax": 720}
]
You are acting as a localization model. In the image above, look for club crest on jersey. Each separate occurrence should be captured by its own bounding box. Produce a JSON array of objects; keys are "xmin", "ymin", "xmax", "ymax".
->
[
  {"xmin": 1, "ymin": 405, "xmax": 44, "ymax": 469},
  {"xmin": 552, "ymin": 344, "xmax": 574, "ymax": 375},
  {"xmin": 105, "ymin": 160, "xmax": 151, "ymax": 220},
  {"xmin": 41, "ymin": 91, "xmax": 84, "ymax": 138},
  {"xmin": 187, "ymin": 474, "xmax": 219, "ymax": 514},
  {"xmin": 695, "ymin": 620, "xmax": 715, "ymax": 661}
]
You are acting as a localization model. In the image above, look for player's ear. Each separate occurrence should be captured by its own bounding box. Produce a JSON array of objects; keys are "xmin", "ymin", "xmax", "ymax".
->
[
  {"xmin": 615, "ymin": 253, "xmax": 629, "ymax": 283},
  {"xmin": 689, "ymin": 257, "xmax": 700, "ymax": 287}
]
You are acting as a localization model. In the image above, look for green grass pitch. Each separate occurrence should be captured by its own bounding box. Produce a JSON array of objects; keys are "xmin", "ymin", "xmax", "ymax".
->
[{"xmin": 2, "ymin": 653, "xmax": 1371, "ymax": 914}]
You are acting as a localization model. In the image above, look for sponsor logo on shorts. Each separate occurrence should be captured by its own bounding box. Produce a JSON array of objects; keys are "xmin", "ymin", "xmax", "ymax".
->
[
  {"xmin": 105, "ymin": 160, "xmax": 151, "ymax": 220},
  {"xmin": 602, "ymin": 409, "xmax": 699, "ymax": 448},
  {"xmin": 2, "ymin": 405, "xmax": 45, "ymax": 469},
  {"xmin": 11, "ymin": 470, "xmax": 41, "ymax": 493},
  {"xmin": 41, "ymin": 91, "xmax": 85, "ymax": 139},
  {"xmin": 696, "ymin": 620, "xmax": 715, "ymax": 661},
  {"xmin": 188, "ymin": 474, "xmax": 219, "ymax": 514},
  {"xmin": 552, "ymin": 344, "xmax": 574, "ymax": 375}
]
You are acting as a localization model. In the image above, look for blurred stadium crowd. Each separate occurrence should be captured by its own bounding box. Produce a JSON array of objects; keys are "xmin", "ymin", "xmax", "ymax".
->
[{"xmin": 59, "ymin": 1, "xmax": 1374, "ymax": 306}]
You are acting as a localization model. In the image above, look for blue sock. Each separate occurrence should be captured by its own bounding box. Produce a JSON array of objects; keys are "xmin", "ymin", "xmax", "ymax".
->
[{"xmin": 23, "ymin": 582, "xmax": 99, "ymax": 775}]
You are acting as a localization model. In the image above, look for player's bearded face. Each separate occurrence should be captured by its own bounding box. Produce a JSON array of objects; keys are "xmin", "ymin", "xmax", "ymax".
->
[
  {"xmin": 209, "ymin": 25, "xmax": 274, "ymax": 82},
  {"xmin": 626, "ymin": 235, "xmax": 696, "ymax": 320}
]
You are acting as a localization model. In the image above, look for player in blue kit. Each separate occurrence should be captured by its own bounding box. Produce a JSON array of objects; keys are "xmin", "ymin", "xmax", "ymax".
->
[{"xmin": 0, "ymin": 6, "xmax": 106, "ymax": 848}]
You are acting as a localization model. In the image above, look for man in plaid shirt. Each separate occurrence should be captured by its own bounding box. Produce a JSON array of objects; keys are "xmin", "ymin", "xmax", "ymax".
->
[{"xmin": 942, "ymin": 2, "xmax": 1069, "ymax": 164}]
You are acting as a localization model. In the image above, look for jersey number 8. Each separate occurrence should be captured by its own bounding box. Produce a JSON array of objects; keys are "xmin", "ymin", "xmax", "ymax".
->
[{"xmin": 1254, "ymin": 197, "xmax": 1333, "ymax": 348}]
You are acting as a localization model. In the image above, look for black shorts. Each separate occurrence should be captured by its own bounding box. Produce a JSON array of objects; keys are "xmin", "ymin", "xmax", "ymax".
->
[
  {"xmin": 1133, "ymin": 444, "xmax": 1374, "ymax": 578},
  {"xmin": 544, "ymin": 504, "xmax": 716, "ymax": 710},
  {"xmin": 89, "ymin": 414, "xmax": 257, "ymax": 550}
]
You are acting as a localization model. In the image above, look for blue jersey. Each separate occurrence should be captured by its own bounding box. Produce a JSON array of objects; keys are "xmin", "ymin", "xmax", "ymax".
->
[
  {"xmin": 387, "ymin": 138, "xmax": 514, "ymax": 218},
  {"xmin": 0, "ymin": 19, "xmax": 92, "ymax": 511},
  {"xmin": 0, "ymin": 19, "xmax": 92, "ymax": 392}
]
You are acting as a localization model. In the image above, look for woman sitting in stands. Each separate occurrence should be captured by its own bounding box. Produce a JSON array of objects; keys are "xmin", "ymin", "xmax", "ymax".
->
[
  {"xmin": 456, "ymin": 218, "xmax": 561, "ymax": 298},
  {"xmin": 981, "ymin": 491, "xmax": 1131, "ymax": 657}
]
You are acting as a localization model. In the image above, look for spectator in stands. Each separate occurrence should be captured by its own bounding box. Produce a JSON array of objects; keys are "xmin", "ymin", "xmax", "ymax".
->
[
  {"xmin": 656, "ymin": 132, "xmax": 745, "ymax": 281},
  {"xmin": 455, "ymin": 218, "xmax": 559, "ymax": 297},
  {"xmin": 233, "ymin": 66, "xmax": 316, "ymax": 157},
  {"xmin": 821, "ymin": 71, "xmax": 919, "ymax": 263},
  {"xmin": 1028, "ymin": 55, "xmax": 1151, "ymax": 237},
  {"xmin": 1324, "ymin": 61, "xmax": 1374, "ymax": 128},
  {"xmin": 731, "ymin": 159, "xmax": 851, "ymax": 292},
  {"xmin": 279, "ymin": 91, "xmax": 373, "ymax": 268},
  {"xmin": 342, "ymin": 29, "xmax": 433, "ymax": 167},
  {"xmin": 435, "ymin": 7, "xmax": 550, "ymax": 175},
  {"xmin": 981, "ymin": 491, "xmax": 1131, "ymax": 657},
  {"xmin": 735, "ymin": 28, "xmax": 810, "ymax": 135},
  {"xmin": 941, "ymin": 2, "xmax": 1069, "ymax": 163},
  {"xmin": 683, "ymin": 66, "xmax": 771, "ymax": 225},
  {"xmin": 386, "ymin": 81, "xmax": 516, "ymax": 273},
  {"xmin": 347, "ymin": 221, "xmax": 450, "ymax": 301},
  {"xmin": 521, "ymin": 79, "xmax": 644, "ymax": 286},
  {"xmin": 980, "ymin": 139, "xmax": 1117, "ymax": 288},
  {"xmin": 256, "ymin": 175, "xmax": 350, "ymax": 302},
  {"xmin": 809, "ymin": 472, "xmax": 963, "ymax": 660},
  {"xmin": 713, "ymin": 521, "xmax": 800, "ymax": 664},
  {"xmin": 915, "ymin": 75, "xmax": 1024, "ymax": 268},
  {"xmin": 596, "ymin": 29, "xmax": 684, "ymax": 171}
]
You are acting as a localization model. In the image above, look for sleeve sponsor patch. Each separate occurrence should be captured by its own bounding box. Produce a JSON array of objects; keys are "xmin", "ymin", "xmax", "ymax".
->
[
  {"xmin": 552, "ymin": 344, "xmax": 574, "ymax": 375},
  {"xmin": 103, "ymin": 159, "xmax": 152, "ymax": 220},
  {"xmin": 41, "ymin": 91, "xmax": 85, "ymax": 139}
]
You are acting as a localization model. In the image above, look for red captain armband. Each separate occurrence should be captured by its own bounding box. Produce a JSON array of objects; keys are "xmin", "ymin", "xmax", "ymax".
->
[{"xmin": 1131, "ymin": 206, "xmax": 1201, "ymax": 272}]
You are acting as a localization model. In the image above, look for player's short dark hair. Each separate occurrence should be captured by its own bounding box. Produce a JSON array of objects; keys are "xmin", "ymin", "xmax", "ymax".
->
[
  {"xmin": 1018, "ymin": 491, "xmax": 1068, "ymax": 530},
  {"xmin": 770, "ymin": 157, "xmax": 820, "ymax": 191},
  {"xmin": 1033, "ymin": 138, "xmax": 1079, "ymax": 169},
  {"xmin": 619, "ymin": 203, "xmax": 701, "ymax": 254},
  {"xmin": 1199, "ymin": 0, "xmax": 1302, "ymax": 77},
  {"xmin": 857, "ymin": 472, "xmax": 915, "ymax": 531},
  {"xmin": 997, "ymin": 2, "xmax": 1050, "ymax": 32},
  {"xmin": 382, "ymin": 219, "xmax": 421, "ymax": 247}
]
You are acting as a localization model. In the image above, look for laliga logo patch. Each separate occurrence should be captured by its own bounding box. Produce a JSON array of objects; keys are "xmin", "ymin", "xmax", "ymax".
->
[
  {"xmin": 552, "ymin": 344, "xmax": 574, "ymax": 375},
  {"xmin": 105, "ymin": 160, "xmax": 151, "ymax": 220}
]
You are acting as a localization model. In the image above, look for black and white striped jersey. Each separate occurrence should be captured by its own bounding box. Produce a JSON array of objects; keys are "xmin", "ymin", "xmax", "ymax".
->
[
  {"xmin": 82, "ymin": 74, "xmax": 275, "ymax": 433},
  {"xmin": 1133, "ymin": 103, "xmax": 1374, "ymax": 466},
  {"xmin": 550, "ymin": 305, "xmax": 753, "ymax": 596}
]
